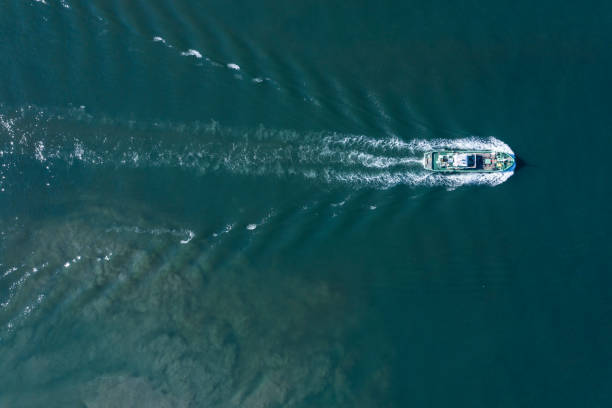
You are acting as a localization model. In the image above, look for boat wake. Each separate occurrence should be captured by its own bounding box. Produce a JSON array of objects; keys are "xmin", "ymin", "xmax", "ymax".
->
[{"xmin": 0, "ymin": 108, "xmax": 513, "ymax": 191}]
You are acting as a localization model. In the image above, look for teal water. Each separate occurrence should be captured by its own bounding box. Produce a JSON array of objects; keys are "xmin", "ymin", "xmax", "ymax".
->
[{"xmin": 1, "ymin": 0, "xmax": 612, "ymax": 406}]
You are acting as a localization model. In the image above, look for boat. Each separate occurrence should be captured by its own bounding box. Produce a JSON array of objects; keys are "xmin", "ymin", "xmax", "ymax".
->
[{"xmin": 423, "ymin": 150, "xmax": 515, "ymax": 172}]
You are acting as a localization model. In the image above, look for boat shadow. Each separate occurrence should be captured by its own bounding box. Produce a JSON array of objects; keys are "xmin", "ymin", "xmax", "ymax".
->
[{"xmin": 514, "ymin": 155, "xmax": 537, "ymax": 171}]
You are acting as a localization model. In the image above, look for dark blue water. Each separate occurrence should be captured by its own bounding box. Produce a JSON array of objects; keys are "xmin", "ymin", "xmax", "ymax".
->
[{"xmin": 1, "ymin": 1, "xmax": 611, "ymax": 406}]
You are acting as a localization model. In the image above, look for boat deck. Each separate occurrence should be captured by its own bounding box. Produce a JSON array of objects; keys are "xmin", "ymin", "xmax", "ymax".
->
[
  {"xmin": 479, "ymin": 153, "xmax": 498, "ymax": 171},
  {"xmin": 424, "ymin": 151, "xmax": 514, "ymax": 172},
  {"xmin": 424, "ymin": 154, "xmax": 433, "ymax": 169}
]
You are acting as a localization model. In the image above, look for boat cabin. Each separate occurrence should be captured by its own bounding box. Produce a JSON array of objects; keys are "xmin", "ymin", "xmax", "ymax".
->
[{"xmin": 439, "ymin": 153, "xmax": 476, "ymax": 169}]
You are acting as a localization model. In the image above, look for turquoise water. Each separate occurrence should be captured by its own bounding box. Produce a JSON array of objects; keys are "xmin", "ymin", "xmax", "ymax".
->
[{"xmin": 1, "ymin": 1, "xmax": 612, "ymax": 406}]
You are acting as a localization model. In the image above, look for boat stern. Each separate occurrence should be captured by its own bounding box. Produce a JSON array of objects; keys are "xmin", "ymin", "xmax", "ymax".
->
[{"xmin": 423, "ymin": 152, "xmax": 434, "ymax": 170}]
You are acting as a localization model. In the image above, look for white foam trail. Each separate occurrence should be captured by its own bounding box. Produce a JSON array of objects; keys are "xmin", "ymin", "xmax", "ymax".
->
[
  {"xmin": 180, "ymin": 230, "xmax": 195, "ymax": 244},
  {"xmin": 1, "ymin": 263, "xmax": 46, "ymax": 310},
  {"xmin": 212, "ymin": 223, "xmax": 234, "ymax": 238},
  {"xmin": 323, "ymin": 169, "xmax": 513, "ymax": 189},
  {"xmin": 343, "ymin": 152, "xmax": 423, "ymax": 168},
  {"xmin": 227, "ymin": 63, "xmax": 240, "ymax": 71},
  {"xmin": 323, "ymin": 134, "xmax": 412, "ymax": 151},
  {"xmin": 407, "ymin": 136, "xmax": 514, "ymax": 154},
  {"xmin": 34, "ymin": 141, "xmax": 45, "ymax": 162},
  {"xmin": 106, "ymin": 226, "xmax": 195, "ymax": 244},
  {"xmin": 246, "ymin": 209, "xmax": 275, "ymax": 231},
  {"xmin": 153, "ymin": 36, "xmax": 173, "ymax": 48},
  {"xmin": 0, "ymin": 110, "xmax": 513, "ymax": 190},
  {"xmin": 181, "ymin": 49, "xmax": 202, "ymax": 59}
]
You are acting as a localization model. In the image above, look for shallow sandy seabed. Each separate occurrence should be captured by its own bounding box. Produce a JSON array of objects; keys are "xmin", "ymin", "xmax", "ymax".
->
[{"xmin": 0, "ymin": 203, "xmax": 392, "ymax": 407}]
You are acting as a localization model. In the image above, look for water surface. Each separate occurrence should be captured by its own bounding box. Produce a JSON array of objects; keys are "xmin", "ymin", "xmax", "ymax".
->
[{"xmin": 1, "ymin": 1, "xmax": 611, "ymax": 407}]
